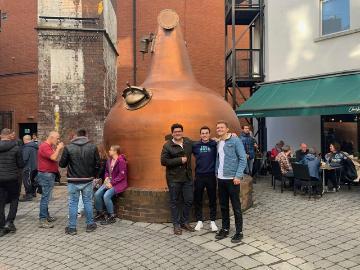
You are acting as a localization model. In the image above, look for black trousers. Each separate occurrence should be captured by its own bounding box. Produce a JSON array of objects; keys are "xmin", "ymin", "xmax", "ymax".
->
[
  {"xmin": 325, "ymin": 170, "xmax": 339, "ymax": 188},
  {"xmin": 194, "ymin": 174, "xmax": 217, "ymax": 221},
  {"xmin": 218, "ymin": 179, "xmax": 243, "ymax": 233},
  {"xmin": 22, "ymin": 169, "xmax": 36, "ymax": 196},
  {"xmin": 167, "ymin": 180, "xmax": 193, "ymax": 227},
  {"xmin": 0, "ymin": 180, "xmax": 20, "ymax": 227}
]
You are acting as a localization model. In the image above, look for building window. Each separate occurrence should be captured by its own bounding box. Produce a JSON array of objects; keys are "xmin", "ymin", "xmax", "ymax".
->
[
  {"xmin": 0, "ymin": 112, "xmax": 13, "ymax": 130},
  {"xmin": 321, "ymin": 0, "xmax": 350, "ymax": 35}
]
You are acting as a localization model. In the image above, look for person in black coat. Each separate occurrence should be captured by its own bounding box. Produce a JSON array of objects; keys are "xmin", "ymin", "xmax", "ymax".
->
[
  {"xmin": 20, "ymin": 135, "xmax": 38, "ymax": 201},
  {"xmin": 0, "ymin": 129, "xmax": 24, "ymax": 236}
]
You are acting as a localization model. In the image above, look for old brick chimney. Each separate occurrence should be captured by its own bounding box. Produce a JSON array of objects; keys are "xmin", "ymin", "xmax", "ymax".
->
[{"xmin": 37, "ymin": 0, "xmax": 118, "ymax": 144}]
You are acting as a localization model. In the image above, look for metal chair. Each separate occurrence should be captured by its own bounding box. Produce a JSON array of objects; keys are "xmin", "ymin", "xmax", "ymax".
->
[
  {"xmin": 292, "ymin": 162, "xmax": 322, "ymax": 198},
  {"xmin": 270, "ymin": 161, "xmax": 285, "ymax": 193}
]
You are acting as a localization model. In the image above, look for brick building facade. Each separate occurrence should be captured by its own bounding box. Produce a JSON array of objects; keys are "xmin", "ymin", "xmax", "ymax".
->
[
  {"xmin": 37, "ymin": 0, "xmax": 117, "ymax": 144},
  {"xmin": 0, "ymin": 0, "xmax": 247, "ymax": 141},
  {"xmin": 0, "ymin": 0, "xmax": 38, "ymax": 137}
]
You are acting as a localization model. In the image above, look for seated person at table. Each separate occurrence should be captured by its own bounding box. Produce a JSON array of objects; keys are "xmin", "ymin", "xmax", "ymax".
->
[
  {"xmin": 300, "ymin": 148, "xmax": 320, "ymax": 180},
  {"xmin": 324, "ymin": 142, "xmax": 346, "ymax": 191},
  {"xmin": 275, "ymin": 145, "xmax": 293, "ymax": 178},
  {"xmin": 295, "ymin": 143, "xmax": 309, "ymax": 162},
  {"xmin": 271, "ymin": 140, "xmax": 284, "ymax": 160},
  {"xmin": 94, "ymin": 145, "xmax": 128, "ymax": 225}
]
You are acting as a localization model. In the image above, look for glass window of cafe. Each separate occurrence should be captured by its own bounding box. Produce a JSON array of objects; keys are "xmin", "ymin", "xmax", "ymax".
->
[{"xmin": 322, "ymin": 114, "xmax": 359, "ymax": 157}]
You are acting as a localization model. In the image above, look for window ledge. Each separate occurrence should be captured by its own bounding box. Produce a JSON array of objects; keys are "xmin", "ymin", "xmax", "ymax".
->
[{"xmin": 315, "ymin": 28, "xmax": 360, "ymax": 42}]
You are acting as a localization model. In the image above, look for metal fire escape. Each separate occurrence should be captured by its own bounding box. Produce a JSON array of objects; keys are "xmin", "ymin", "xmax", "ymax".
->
[
  {"xmin": 225, "ymin": 0, "xmax": 266, "ymax": 146},
  {"xmin": 225, "ymin": 0, "xmax": 264, "ymax": 108}
]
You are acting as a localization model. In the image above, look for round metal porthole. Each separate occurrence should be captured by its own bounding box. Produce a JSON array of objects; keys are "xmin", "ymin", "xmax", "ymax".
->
[
  {"xmin": 157, "ymin": 9, "xmax": 179, "ymax": 30},
  {"xmin": 122, "ymin": 86, "xmax": 152, "ymax": 110}
]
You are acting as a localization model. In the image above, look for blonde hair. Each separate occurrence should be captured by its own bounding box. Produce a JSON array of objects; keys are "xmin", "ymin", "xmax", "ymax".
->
[
  {"xmin": 110, "ymin": 145, "xmax": 121, "ymax": 155},
  {"xmin": 216, "ymin": 120, "xmax": 229, "ymax": 128}
]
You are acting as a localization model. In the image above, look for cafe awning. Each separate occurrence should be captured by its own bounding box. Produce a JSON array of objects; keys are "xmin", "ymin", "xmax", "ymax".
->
[{"xmin": 236, "ymin": 71, "xmax": 360, "ymax": 118}]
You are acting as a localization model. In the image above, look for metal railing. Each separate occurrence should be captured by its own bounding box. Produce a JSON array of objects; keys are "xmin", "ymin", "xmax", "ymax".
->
[
  {"xmin": 226, "ymin": 49, "xmax": 263, "ymax": 82},
  {"xmin": 226, "ymin": 0, "xmax": 261, "ymax": 14}
]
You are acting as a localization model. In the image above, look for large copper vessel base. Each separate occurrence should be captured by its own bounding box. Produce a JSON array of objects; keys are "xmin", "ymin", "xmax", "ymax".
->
[{"xmin": 114, "ymin": 177, "xmax": 253, "ymax": 223}]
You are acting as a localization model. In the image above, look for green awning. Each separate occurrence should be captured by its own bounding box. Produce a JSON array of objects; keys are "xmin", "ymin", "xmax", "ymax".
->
[{"xmin": 236, "ymin": 72, "xmax": 360, "ymax": 117}]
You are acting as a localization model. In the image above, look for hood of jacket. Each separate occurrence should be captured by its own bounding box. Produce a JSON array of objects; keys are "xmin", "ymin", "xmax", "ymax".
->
[
  {"xmin": 0, "ymin": 140, "xmax": 17, "ymax": 152},
  {"xmin": 23, "ymin": 141, "xmax": 39, "ymax": 150},
  {"xmin": 71, "ymin": 136, "xmax": 90, "ymax": 146},
  {"xmin": 304, "ymin": 153, "xmax": 316, "ymax": 161}
]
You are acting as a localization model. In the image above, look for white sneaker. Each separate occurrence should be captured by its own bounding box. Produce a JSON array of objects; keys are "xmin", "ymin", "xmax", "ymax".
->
[
  {"xmin": 210, "ymin": 221, "xmax": 218, "ymax": 232},
  {"xmin": 195, "ymin": 221, "xmax": 203, "ymax": 231}
]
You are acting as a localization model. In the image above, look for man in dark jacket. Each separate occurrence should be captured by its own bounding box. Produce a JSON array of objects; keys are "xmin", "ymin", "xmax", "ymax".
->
[
  {"xmin": 192, "ymin": 126, "xmax": 218, "ymax": 232},
  {"xmin": 295, "ymin": 143, "xmax": 309, "ymax": 162},
  {"xmin": 239, "ymin": 125, "xmax": 256, "ymax": 176},
  {"xmin": 20, "ymin": 135, "xmax": 38, "ymax": 201},
  {"xmin": 59, "ymin": 129, "xmax": 100, "ymax": 235},
  {"xmin": 0, "ymin": 128, "xmax": 24, "ymax": 236},
  {"xmin": 161, "ymin": 123, "xmax": 194, "ymax": 235}
]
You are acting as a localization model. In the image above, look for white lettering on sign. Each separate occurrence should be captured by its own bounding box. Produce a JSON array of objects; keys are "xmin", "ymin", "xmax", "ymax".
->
[{"xmin": 349, "ymin": 106, "xmax": 360, "ymax": 113}]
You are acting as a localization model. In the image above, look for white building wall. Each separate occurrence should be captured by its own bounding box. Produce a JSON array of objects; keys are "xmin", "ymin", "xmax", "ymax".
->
[
  {"xmin": 263, "ymin": 0, "xmax": 360, "ymax": 151},
  {"xmin": 266, "ymin": 116, "xmax": 321, "ymax": 152}
]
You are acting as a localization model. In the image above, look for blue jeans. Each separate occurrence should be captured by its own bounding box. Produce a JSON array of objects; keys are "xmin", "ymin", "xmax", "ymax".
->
[
  {"xmin": 38, "ymin": 172, "xmax": 55, "ymax": 220},
  {"xmin": 245, "ymin": 158, "xmax": 254, "ymax": 175},
  {"xmin": 94, "ymin": 185, "xmax": 116, "ymax": 214},
  {"xmin": 67, "ymin": 182, "xmax": 94, "ymax": 229}
]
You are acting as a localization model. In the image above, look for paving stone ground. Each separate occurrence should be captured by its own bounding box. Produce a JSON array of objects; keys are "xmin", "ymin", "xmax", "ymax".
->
[{"xmin": 1, "ymin": 177, "xmax": 360, "ymax": 269}]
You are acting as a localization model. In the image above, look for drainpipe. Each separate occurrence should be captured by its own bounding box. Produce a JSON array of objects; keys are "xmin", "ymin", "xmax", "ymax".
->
[{"xmin": 132, "ymin": 0, "xmax": 137, "ymax": 85}]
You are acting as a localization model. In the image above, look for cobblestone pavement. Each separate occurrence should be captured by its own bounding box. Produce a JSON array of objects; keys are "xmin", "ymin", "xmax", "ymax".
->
[{"xmin": 1, "ymin": 177, "xmax": 360, "ymax": 270}]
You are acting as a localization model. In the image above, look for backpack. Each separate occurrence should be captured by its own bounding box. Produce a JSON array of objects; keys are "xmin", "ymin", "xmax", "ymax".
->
[{"xmin": 341, "ymin": 153, "xmax": 358, "ymax": 182}]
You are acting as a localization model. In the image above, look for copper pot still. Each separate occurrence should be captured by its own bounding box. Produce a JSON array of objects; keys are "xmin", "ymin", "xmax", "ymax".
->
[{"xmin": 104, "ymin": 10, "xmax": 240, "ymax": 189}]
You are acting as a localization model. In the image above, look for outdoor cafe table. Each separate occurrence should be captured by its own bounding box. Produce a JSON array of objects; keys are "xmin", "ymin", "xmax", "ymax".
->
[{"xmin": 320, "ymin": 164, "xmax": 342, "ymax": 194}]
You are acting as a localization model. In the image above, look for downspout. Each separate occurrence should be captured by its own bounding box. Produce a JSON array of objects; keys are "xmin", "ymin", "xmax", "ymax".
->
[{"xmin": 132, "ymin": 0, "xmax": 137, "ymax": 85}]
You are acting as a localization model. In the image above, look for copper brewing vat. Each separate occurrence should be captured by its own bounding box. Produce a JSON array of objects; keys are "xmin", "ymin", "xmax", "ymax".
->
[{"xmin": 104, "ymin": 10, "xmax": 240, "ymax": 189}]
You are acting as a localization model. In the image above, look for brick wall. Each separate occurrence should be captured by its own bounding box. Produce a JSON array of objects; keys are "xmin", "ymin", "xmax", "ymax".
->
[
  {"xmin": 37, "ymin": 0, "xmax": 117, "ymax": 143},
  {"xmin": 0, "ymin": 0, "xmax": 38, "ymax": 134}
]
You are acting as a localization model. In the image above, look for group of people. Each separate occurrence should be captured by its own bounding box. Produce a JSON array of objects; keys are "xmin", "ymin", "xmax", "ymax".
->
[
  {"xmin": 161, "ymin": 121, "xmax": 247, "ymax": 243},
  {"xmin": 1, "ymin": 121, "xmax": 252, "ymax": 242},
  {"xmin": 0, "ymin": 128, "xmax": 128, "ymax": 237},
  {"xmin": 271, "ymin": 140, "xmax": 355, "ymax": 193}
]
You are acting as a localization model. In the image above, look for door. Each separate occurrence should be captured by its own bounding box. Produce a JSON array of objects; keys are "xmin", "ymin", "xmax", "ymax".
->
[{"xmin": 19, "ymin": 123, "xmax": 37, "ymax": 140}]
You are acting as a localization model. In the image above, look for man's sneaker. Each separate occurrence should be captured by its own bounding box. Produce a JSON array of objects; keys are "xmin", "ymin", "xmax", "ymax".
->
[
  {"xmin": 94, "ymin": 212, "xmax": 106, "ymax": 222},
  {"xmin": 194, "ymin": 221, "xmax": 203, "ymax": 231},
  {"xmin": 4, "ymin": 222, "xmax": 16, "ymax": 233},
  {"xmin": 19, "ymin": 195, "xmax": 33, "ymax": 202},
  {"xmin": 86, "ymin": 223, "xmax": 97, "ymax": 233},
  {"xmin": 231, "ymin": 232, "xmax": 244, "ymax": 243},
  {"xmin": 65, "ymin": 227, "xmax": 77, "ymax": 235},
  {"xmin": 47, "ymin": 216, "xmax": 57, "ymax": 223},
  {"xmin": 39, "ymin": 220, "xmax": 54, "ymax": 229},
  {"xmin": 210, "ymin": 221, "xmax": 218, "ymax": 232},
  {"xmin": 174, "ymin": 226, "xmax": 182, "ymax": 235},
  {"xmin": 100, "ymin": 215, "xmax": 117, "ymax": 225},
  {"xmin": 0, "ymin": 228, "xmax": 8, "ymax": 237},
  {"xmin": 215, "ymin": 229, "xmax": 229, "ymax": 240},
  {"xmin": 181, "ymin": 223, "xmax": 195, "ymax": 232}
]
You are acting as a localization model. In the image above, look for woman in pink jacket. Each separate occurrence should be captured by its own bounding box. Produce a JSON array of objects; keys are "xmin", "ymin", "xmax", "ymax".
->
[{"xmin": 94, "ymin": 145, "xmax": 128, "ymax": 225}]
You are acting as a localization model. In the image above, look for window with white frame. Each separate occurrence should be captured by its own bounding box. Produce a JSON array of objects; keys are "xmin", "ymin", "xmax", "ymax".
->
[{"xmin": 321, "ymin": 0, "xmax": 350, "ymax": 35}]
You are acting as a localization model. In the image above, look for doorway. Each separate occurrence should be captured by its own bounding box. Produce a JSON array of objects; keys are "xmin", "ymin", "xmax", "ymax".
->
[{"xmin": 19, "ymin": 123, "xmax": 37, "ymax": 140}]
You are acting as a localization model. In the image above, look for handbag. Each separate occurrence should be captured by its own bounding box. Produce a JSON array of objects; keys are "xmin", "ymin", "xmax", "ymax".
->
[{"xmin": 93, "ymin": 178, "xmax": 103, "ymax": 189}]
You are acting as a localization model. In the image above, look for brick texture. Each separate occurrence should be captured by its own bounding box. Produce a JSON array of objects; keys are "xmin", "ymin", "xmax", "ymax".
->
[
  {"xmin": 0, "ymin": 0, "xmax": 38, "ymax": 133},
  {"xmin": 115, "ymin": 176, "xmax": 253, "ymax": 223}
]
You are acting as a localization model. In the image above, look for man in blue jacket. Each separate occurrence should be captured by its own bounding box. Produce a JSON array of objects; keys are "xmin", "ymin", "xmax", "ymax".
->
[
  {"xmin": 20, "ymin": 135, "xmax": 38, "ymax": 201},
  {"xmin": 215, "ymin": 120, "xmax": 247, "ymax": 243},
  {"xmin": 239, "ymin": 125, "xmax": 256, "ymax": 176}
]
